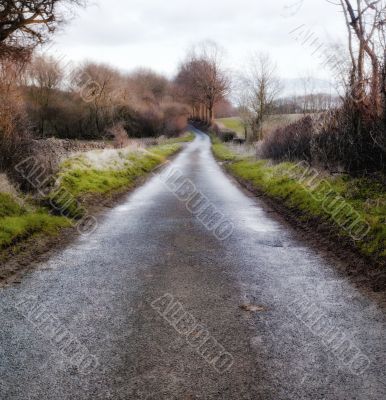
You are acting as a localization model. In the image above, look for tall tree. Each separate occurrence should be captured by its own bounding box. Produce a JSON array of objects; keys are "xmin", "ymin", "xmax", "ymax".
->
[
  {"xmin": 27, "ymin": 55, "xmax": 63, "ymax": 136},
  {"xmin": 339, "ymin": 0, "xmax": 386, "ymax": 115},
  {"xmin": 238, "ymin": 53, "xmax": 282, "ymax": 141},
  {"xmin": 0, "ymin": 0, "xmax": 84, "ymax": 59},
  {"xmin": 176, "ymin": 42, "xmax": 230, "ymax": 124}
]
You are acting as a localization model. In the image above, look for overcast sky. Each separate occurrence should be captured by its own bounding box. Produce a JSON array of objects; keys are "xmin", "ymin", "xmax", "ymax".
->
[{"xmin": 45, "ymin": 0, "xmax": 348, "ymax": 84}]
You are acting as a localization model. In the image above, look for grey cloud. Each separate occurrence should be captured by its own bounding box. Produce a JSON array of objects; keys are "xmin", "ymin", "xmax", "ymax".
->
[{"xmin": 51, "ymin": 0, "xmax": 348, "ymax": 79}]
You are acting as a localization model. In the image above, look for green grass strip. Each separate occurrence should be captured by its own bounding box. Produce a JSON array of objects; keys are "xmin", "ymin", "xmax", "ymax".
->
[{"xmin": 212, "ymin": 139, "xmax": 386, "ymax": 263}]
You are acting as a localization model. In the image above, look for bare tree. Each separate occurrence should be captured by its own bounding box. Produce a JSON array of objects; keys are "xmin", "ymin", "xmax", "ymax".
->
[
  {"xmin": 0, "ymin": 0, "xmax": 85, "ymax": 57},
  {"xmin": 0, "ymin": 0, "xmax": 85, "ymax": 166},
  {"xmin": 176, "ymin": 42, "xmax": 230, "ymax": 124},
  {"xmin": 0, "ymin": 55, "xmax": 29, "ymax": 170},
  {"xmin": 71, "ymin": 62, "xmax": 122, "ymax": 135},
  {"xmin": 194, "ymin": 42, "xmax": 230, "ymax": 123},
  {"xmin": 234, "ymin": 78, "xmax": 253, "ymax": 140},
  {"xmin": 130, "ymin": 68, "xmax": 169, "ymax": 104},
  {"xmin": 27, "ymin": 55, "xmax": 63, "ymax": 136},
  {"xmin": 338, "ymin": 0, "xmax": 386, "ymax": 115},
  {"xmin": 175, "ymin": 58, "xmax": 204, "ymax": 121},
  {"xmin": 239, "ymin": 53, "xmax": 282, "ymax": 141},
  {"xmin": 300, "ymin": 74, "xmax": 318, "ymax": 113}
]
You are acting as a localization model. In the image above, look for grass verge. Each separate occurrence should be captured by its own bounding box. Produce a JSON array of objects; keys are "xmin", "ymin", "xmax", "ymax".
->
[
  {"xmin": 49, "ymin": 142, "xmax": 185, "ymax": 218},
  {"xmin": 0, "ymin": 193, "xmax": 70, "ymax": 248},
  {"xmin": 0, "ymin": 134, "xmax": 194, "ymax": 250},
  {"xmin": 212, "ymin": 139, "xmax": 386, "ymax": 265}
]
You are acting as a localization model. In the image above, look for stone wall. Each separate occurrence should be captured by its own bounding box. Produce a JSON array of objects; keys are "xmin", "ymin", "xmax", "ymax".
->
[{"xmin": 8, "ymin": 138, "xmax": 108, "ymax": 191}]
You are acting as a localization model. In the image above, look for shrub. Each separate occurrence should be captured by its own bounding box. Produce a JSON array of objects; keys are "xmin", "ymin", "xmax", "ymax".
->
[
  {"xmin": 107, "ymin": 122, "xmax": 129, "ymax": 149},
  {"xmin": 125, "ymin": 107, "xmax": 164, "ymax": 138},
  {"xmin": 161, "ymin": 102, "xmax": 189, "ymax": 136},
  {"xmin": 220, "ymin": 130, "xmax": 236, "ymax": 142},
  {"xmin": 312, "ymin": 103, "xmax": 386, "ymax": 173},
  {"xmin": 212, "ymin": 123, "xmax": 237, "ymax": 142},
  {"xmin": 260, "ymin": 103, "xmax": 386, "ymax": 174},
  {"xmin": 260, "ymin": 116, "xmax": 314, "ymax": 162}
]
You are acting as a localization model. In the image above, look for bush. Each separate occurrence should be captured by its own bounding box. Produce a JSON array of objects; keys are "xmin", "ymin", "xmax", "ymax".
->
[
  {"xmin": 107, "ymin": 122, "xmax": 129, "ymax": 148},
  {"xmin": 260, "ymin": 116, "xmax": 314, "ymax": 162},
  {"xmin": 21, "ymin": 60, "xmax": 191, "ymax": 141},
  {"xmin": 312, "ymin": 103, "xmax": 386, "ymax": 173},
  {"xmin": 260, "ymin": 103, "xmax": 386, "ymax": 174},
  {"xmin": 212, "ymin": 123, "xmax": 237, "ymax": 142},
  {"xmin": 161, "ymin": 103, "xmax": 189, "ymax": 136},
  {"xmin": 220, "ymin": 130, "xmax": 236, "ymax": 142}
]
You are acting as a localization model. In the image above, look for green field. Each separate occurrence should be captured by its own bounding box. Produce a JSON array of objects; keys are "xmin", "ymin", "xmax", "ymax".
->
[
  {"xmin": 216, "ymin": 115, "xmax": 305, "ymax": 139},
  {"xmin": 216, "ymin": 117, "xmax": 245, "ymax": 136}
]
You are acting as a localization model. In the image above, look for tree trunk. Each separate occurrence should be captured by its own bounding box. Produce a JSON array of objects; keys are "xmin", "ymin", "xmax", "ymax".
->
[
  {"xmin": 200, "ymin": 104, "xmax": 205, "ymax": 122},
  {"xmin": 209, "ymin": 106, "xmax": 214, "ymax": 124}
]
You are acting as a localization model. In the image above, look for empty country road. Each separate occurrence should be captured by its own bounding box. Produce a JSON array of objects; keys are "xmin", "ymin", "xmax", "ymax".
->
[{"xmin": 0, "ymin": 128, "xmax": 385, "ymax": 400}]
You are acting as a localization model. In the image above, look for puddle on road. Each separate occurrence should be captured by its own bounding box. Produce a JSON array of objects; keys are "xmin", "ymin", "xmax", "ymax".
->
[
  {"xmin": 234, "ymin": 207, "xmax": 279, "ymax": 234},
  {"xmin": 254, "ymin": 238, "xmax": 284, "ymax": 248}
]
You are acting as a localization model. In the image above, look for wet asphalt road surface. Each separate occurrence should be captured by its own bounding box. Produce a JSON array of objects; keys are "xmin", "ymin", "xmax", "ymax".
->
[{"xmin": 0, "ymin": 129, "xmax": 385, "ymax": 399}]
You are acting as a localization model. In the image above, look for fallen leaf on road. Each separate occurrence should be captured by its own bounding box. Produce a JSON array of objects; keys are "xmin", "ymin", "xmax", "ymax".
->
[{"xmin": 240, "ymin": 304, "xmax": 267, "ymax": 312}]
